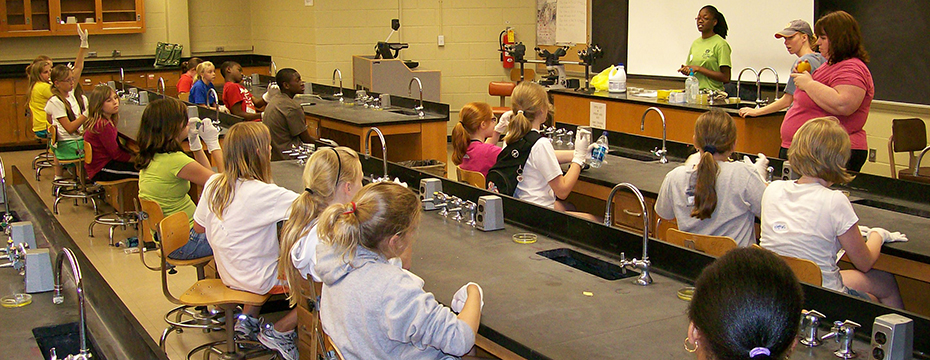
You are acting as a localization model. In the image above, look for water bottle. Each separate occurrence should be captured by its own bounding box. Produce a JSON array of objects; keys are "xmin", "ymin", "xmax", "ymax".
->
[
  {"xmin": 589, "ymin": 131, "xmax": 609, "ymax": 168},
  {"xmin": 685, "ymin": 70, "xmax": 699, "ymax": 104},
  {"xmin": 608, "ymin": 64, "xmax": 627, "ymax": 93}
]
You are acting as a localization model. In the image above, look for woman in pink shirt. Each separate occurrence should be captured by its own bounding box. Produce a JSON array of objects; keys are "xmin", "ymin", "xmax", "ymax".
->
[
  {"xmin": 782, "ymin": 10, "xmax": 873, "ymax": 172},
  {"xmin": 451, "ymin": 102, "xmax": 502, "ymax": 177}
]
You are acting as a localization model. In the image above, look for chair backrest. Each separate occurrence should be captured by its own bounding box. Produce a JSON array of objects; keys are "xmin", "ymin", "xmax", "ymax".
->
[
  {"xmin": 750, "ymin": 244, "xmax": 822, "ymax": 286},
  {"xmin": 48, "ymin": 125, "xmax": 58, "ymax": 147},
  {"xmin": 137, "ymin": 198, "xmax": 166, "ymax": 245},
  {"xmin": 665, "ymin": 228, "xmax": 737, "ymax": 257},
  {"xmin": 456, "ymin": 165, "xmax": 486, "ymax": 188},
  {"xmin": 178, "ymin": 92, "xmax": 190, "ymax": 102},
  {"xmin": 889, "ymin": 118, "xmax": 928, "ymax": 178},
  {"xmin": 489, "ymin": 81, "xmax": 516, "ymax": 107},
  {"xmin": 510, "ymin": 68, "xmax": 536, "ymax": 82},
  {"xmin": 654, "ymin": 217, "xmax": 678, "ymax": 241},
  {"xmin": 158, "ymin": 211, "xmax": 191, "ymax": 304},
  {"xmin": 83, "ymin": 141, "xmax": 93, "ymax": 165}
]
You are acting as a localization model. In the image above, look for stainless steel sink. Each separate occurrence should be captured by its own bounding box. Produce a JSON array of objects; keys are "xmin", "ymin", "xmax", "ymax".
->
[
  {"xmin": 536, "ymin": 248, "xmax": 638, "ymax": 281},
  {"xmin": 33, "ymin": 322, "xmax": 106, "ymax": 360},
  {"xmin": 386, "ymin": 108, "xmax": 420, "ymax": 116},
  {"xmin": 607, "ymin": 148, "xmax": 661, "ymax": 162},
  {"xmin": 851, "ymin": 199, "xmax": 930, "ymax": 219}
]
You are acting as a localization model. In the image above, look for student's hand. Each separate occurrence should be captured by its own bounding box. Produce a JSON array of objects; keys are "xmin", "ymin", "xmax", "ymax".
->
[
  {"xmin": 860, "ymin": 226, "xmax": 908, "ymax": 244},
  {"xmin": 218, "ymin": 105, "xmax": 229, "ymax": 114},
  {"xmin": 572, "ymin": 128, "xmax": 592, "ymax": 166},
  {"xmin": 200, "ymin": 119, "xmax": 221, "ymax": 152},
  {"xmin": 742, "ymin": 153, "xmax": 769, "ymax": 181},
  {"xmin": 263, "ymin": 83, "xmax": 281, "ymax": 103},
  {"xmin": 738, "ymin": 107, "xmax": 760, "ymax": 118},
  {"xmin": 187, "ymin": 118, "xmax": 203, "ymax": 151},
  {"xmin": 790, "ymin": 71, "xmax": 813, "ymax": 91},
  {"xmin": 494, "ymin": 110, "xmax": 513, "ymax": 134},
  {"xmin": 77, "ymin": 24, "xmax": 89, "ymax": 49},
  {"xmin": 451, "ymin": 282, "xmax": 484, "ymax": 313}
]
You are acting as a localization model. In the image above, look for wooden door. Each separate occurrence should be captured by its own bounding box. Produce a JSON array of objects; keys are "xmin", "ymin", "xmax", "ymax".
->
[
  {"xmin": 0, "ymin": 95, "xmax": 20, "ymax": 144},
  {"xmin": 14, "ymin": 78, "xmax": 32, "ymax": 141},
  {"xmin": 3, "ymin": 0, "xmax": 51, "ymax": 32},
  {"xmin": 51, "ymin": 0, "xmax": 99, "ymax": 32}
]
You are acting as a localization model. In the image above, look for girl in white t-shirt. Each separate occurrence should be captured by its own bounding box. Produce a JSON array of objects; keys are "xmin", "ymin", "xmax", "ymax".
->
[
  {"xmin": 45, "ymin": 64, "xmax": 88, "ymax": 179},
  {"xmin": 192, "ymin": 122, "xmax": 300, "ymax": 359},
  {"xmin": 279, "ymin": 146, "xmax": 363, "ymax": 304},
  {"xmin": 500, "ymin": 82, "xmax": 595, "ymax": 220},
  {"xmin": 759, "ymin": 117, "xmax": 903, "ymax": 308}
]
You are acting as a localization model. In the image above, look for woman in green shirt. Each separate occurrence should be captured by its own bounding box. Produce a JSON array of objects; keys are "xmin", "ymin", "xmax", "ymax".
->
[{"xmin": 679, "ymin": 5, "xmax": 732, "ymax": 91}]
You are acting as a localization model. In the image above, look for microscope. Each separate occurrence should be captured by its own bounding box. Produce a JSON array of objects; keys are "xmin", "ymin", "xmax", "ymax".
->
[{"xmin": 536, "ymin": 46, "xmax": 569, "ymax": 89}]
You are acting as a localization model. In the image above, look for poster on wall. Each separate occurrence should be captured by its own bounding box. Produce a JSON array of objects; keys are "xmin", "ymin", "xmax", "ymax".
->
[{"xmin": 537, "ymin": 0, "xmax": 557, "ymax": 45}]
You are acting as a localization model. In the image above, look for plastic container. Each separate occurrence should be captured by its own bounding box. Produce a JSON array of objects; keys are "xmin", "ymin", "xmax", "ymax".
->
[
  {"xmin": 608, "ymin": 64, "xmax": 627, "ymax": 93},
  {"xmin": 589, "ymin": 131, "xmax": 609, "ymax": 168},
  {"xmin": 685, "ymin": 70, "xmax": 699, "ymax": 104}
]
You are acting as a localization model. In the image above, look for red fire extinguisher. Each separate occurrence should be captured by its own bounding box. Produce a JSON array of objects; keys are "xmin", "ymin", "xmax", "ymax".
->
[{"xmin": 500, "ymin": 27, "xmax": 515, "ymax": 69}]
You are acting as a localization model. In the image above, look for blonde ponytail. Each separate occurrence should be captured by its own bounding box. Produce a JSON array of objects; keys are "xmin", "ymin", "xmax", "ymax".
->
[{"xmin": 505, "ymin": 82, "xmax": 549, "ymax": 145}]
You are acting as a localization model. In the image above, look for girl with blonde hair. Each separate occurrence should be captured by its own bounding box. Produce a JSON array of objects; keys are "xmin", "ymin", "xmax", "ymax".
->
[
  {"xmin": 655, "ymin": 109, "xmax": 767, "ymax": 247},
  {"xmin": 189, "ymin": 61, "xmax": 217, "ymax": 106},
  {"xmin": 83, "ymin": 85, "xmax": 137, "ymax": 181},
  {"xmin": 192, "ymin": 122, "xmax": 299, "ymax": 360},
  {"xmin": 760, "ymin": 117, "xmax": 903, "ymax": 308},
  {"xmin": 451, "ymin": 102, "xmax": 502, "ymax": 177},
  {"xmin": 314, "ymin": 182, "xmax": 484, "ymax": 359},
  {"xmin": 46, "ymin": 64, "xmax": 88, "ymax": 180}
]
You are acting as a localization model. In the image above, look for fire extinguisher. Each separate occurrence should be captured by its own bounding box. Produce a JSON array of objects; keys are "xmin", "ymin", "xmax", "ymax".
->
[{"xmin": 500, "ymin": 27, "xmax": 515, "ymax": 69}]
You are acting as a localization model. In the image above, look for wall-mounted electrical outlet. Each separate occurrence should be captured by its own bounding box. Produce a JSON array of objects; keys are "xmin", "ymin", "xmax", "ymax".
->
[
  {"xmin": 87, "ymin": 51, "xmax": 97, "ymax": 58},
  {"xmin": 111, "ymin": 50, "xmax": 121, "ymax": 57},
  {"xmin": 437, "ymin": 35, "xmax": 445, "ymax": 47},
  {"xmin": 216, "ymin": 46, "xmax": 225, "ymax": 52},
  {"xmin": 869, "ymin": 148, "xmax": 877, "ymax": 162}
]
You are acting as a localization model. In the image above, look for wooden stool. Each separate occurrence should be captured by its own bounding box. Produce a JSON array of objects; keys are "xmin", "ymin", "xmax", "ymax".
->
[
  {"xmin": 750, "ymin": 244, "xmax": 822, "ymax": 286},
  {"xmin": 159, "ymin": 212, "xmax": 272, "ymax": 360},
  {"xmin": 665, "ymin": 228, "xmax": 738, "ymax": 257},
  {"xmin": 456, "ymin": 165, "xmax": 486, "ymax": 188},
  {"xmin": 84, "ymin": 142, "xmax": 139, "ymax": 245}
]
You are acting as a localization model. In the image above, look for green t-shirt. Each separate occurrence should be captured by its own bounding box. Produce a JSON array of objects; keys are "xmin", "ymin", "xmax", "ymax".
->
[
  {"xmin": 686, "ymin": 34, "xmax": 732, "ymax": 91},
  {"xmin": 139, "ymin": 152, "xmax": 197, "ymax": 225}
]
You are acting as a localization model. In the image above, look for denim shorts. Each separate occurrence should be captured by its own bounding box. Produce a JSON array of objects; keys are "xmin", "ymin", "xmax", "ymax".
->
[
  {"xmin": 167, "ymin": 228, "xmax": 213, "ymax": 260},
  {"xmin": 846, "ymin": 288, "xmax": 872, "ymax": 301}
]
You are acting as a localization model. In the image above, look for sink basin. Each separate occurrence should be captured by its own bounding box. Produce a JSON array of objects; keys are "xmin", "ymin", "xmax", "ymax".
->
[
  {"xmin": 607, "ymin": 148, "xmax": 661, "ymax": 162},
  {"xmin": 536, "ymin": 248, "xmax": 637, "ymax": 281},
  {"xmin": 707, "ymin": 102, "xmax": 745, "ymax": 109},
  {"xmin": 851, "ymin": 199, "xmax": 930, "ymax": 219},
  {"xmin": 386, "ymin": 108, "xmax": 421, "ymax": 116},
  {"xmin": 33, "ymin": 322, "xmax": 106, "ymax": 360}
]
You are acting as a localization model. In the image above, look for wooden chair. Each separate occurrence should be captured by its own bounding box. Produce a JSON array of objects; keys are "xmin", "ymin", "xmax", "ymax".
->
[
  {"xmin": 887, "ymin": 118, "xmax": 930, "ymax": 182},
  {"xmin": 178, "ymin": 92, "xmax": 190, "ymax": 102},
  {"xmin": 665, "ymin": 228, "xmax": 737, "ymax": 257},
  {"xmin": 49, "ymin": 126, "xmax": 102, "ymax": 214},
  {"xmin": 159, "ymin": 212, "xmax": 271, "ymax": 359},
  {"xmin": 456, "ymin": 165, "xmax": 486, "ymax": 188},
  {"xmin": 654, "ymin": 217, "xmax": 678, "ymax": 241},
  {"xmin": 488, "ymin": 81, "xmax": 516, "ymax": 118},
  {"xmin": 510, "ymin": 68, "xmax": 536, "ymax": 82},
  {"xmin": 85, "ymin": 142, "xmax": 139, "ymax": 245},
  {"xmin": 135, "ymin": 198, "xmax": 165, "ymax": 271},
  {"xmin": 297, "ymin": 278, "xmax": 345, "ymax": 360},
  {"xmin": 751, "ymin": 244, "xmax": 822, "ymax": 286}
]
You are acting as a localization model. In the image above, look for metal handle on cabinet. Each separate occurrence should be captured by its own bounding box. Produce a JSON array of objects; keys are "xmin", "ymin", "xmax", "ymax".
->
[{"xmin": 622, "ymin": 209, "xmax": 642, "ymax": 217}]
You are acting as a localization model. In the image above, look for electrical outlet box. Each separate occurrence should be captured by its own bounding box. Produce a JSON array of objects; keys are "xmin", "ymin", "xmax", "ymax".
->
[
  {"xmin": 111, "ymin": 50, "xmax": 121, "ymax": 57},
  {"xmin": 869, "ymin": 148, "xmax": 877, "ymax": 162},
  {"xmin": 87, "ymin": 51, "xmax": 97, "ymax": 58},
  {"xmin": 216, "ymin": 46, "xmax": 225, "ymax": 52},
  {"xmin": 437, "ymin": 35, "xmax": 445, "ymax": 46}
]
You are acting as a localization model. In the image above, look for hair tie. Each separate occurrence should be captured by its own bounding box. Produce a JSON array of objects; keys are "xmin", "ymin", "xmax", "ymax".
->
[
  {"xmin": 702, "ymin": 145, "xmax": 718, "ymax": 154},
  {"xmin": 749, "ymin": 347, "xmax": 770, "ymax": 358},
  {"xmin": 343, "ymin": 201, "xmax": 357, "ymax": 215},
  {"xmin": 517, "ymin": 110, "xmax": 524, "ymax": 116},
  {"xmin": 304, "ymin": 188, "xmax": 315, "ymax": 195}
]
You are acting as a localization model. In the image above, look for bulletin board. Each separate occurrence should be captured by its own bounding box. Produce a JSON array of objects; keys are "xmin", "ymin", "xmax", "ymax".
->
[{"xmin": 536, "ymin": 0, "xmax": 587, "ymax": 46}]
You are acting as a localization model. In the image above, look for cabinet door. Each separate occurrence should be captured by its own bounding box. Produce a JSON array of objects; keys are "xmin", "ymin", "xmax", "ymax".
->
[
  {"xmin": 611, "ymin": 192, "xmax": 658, "ymax": 236},
  {"xmin": 0, "ymin": 96, "xmax": 20, "ymax": 145},
  {"xmin": 51, "ymin": 0, "xmax": 97, "ymax": 32},
  {"xmin": 3, "ymin": 0, "xmax": 52, "ymax": 32},
  {"xmin": 14, "ymin": 78, "xmax": 32, "ymax": 141},
  {"xmin": 98, "ymin": 0, "xmax": 143, "ymax": 30},
  {"xmin": 79, "ymin": 73, "xmax": 112, "ymax": 89}
]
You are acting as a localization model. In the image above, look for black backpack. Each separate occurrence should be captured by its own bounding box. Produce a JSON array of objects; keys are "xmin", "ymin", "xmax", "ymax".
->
[{"xmin": 486, "ymin": 131, "xmax": 544, "ymax": 196}]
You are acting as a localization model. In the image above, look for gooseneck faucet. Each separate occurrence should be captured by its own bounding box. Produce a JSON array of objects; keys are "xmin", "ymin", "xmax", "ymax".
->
[
  {"xmin": 117, "ymin": 68, "xmax": 125, "ymax": 96},
  {"xmin": 736, "ymin": 67, "xmax": 758, "ymax": 104},
  {"xmin": 157, "ymin": 77, "xmax": 166, "ymax": 96},
  {"xmin": 364, "ymin": 127, "xmax": 389, "ymax": 182},
  {"xmin": 640, "ymin": 107, "xmax": 668, "ymax": 163},
  {"xmin": 606, "ymin": 183, "xmax": 653, "ymax": 286},
  {"xmin": 408, "ymin": 77, "xmax": 424, "ymax": 117},
  {"xmin": 207, "ymin": 88, "xmax": 220, "ymax": 123},
  {"xmin": 53, "ymin": 248, "xmax": 90, "ymax": 359},
  {"xmin": 914, "ymin": 146, "xmax": 930, "ymax": 177},
  {"xmin": 757, "ymin": 67, "xmax": 779, "ymax": 107},
  {"xmin": 270, "ymin": 60, "xmax": 277, "ymax": 75},
  {"xmin": 332, "ymin": 68, "xmax": 344, "ymax": 102}
]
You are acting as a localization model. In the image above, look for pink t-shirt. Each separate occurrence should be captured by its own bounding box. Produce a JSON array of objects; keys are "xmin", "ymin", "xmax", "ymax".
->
[
  {"xmin": 460, "ymin": 141, "xmax": 502, "ymax": 177},
  {"xmin": 781, "ymin": 58, "xmax": 873, "ymax": 150}
]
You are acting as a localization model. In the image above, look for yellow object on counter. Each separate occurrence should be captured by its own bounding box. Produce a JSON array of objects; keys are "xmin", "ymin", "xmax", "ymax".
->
[
  {"xmin": 657, "ymin": 90, "xmax": 671, "ymax": 100},
  {"xmin": 512, "ymin": 233, "xmax": 538, "ymax": 244}
]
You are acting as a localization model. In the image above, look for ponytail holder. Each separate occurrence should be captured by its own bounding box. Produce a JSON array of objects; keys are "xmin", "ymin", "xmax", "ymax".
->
[
  {"xmin": 749, "ymin": 347, "xmax": 770, "ymax": 358},
  {"xmin": 343, "ymin": 201, "xmax": 357, "ymax": 215},
  {"xmin": 517, "ymin": 110, "xmax": 524, "ymax": 116},
  {"xmin": 304, "ymin": 188, "xmax": 314, "ymax": 195},
  {"xmin": 702, "ymin": 145, "xmax": 717, "ymax": 154}
]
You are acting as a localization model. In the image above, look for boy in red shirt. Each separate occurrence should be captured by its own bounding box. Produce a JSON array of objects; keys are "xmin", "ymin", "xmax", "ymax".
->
[{"xmin": 220, "ymin": 61, "xmax": 274, "ymax": 121}]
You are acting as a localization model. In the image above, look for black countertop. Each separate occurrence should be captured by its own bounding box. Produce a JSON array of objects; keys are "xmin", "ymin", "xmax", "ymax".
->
[
  {"xmin": 0, "ymin": 54, "xmax": 272, "ymax": 79},
  {"xmin": 548, "ymin": 88, "xmax": 783, "ymax": 116}
]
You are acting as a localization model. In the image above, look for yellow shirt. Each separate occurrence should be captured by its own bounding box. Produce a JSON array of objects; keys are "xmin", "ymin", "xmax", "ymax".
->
[{"xmin": 29, "ymin": 82, "xmax": 53, "ymax": 133}]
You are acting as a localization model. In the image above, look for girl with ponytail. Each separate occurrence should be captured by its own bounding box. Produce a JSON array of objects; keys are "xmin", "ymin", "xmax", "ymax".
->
[
  {"xmin": 28, "ymin": 24, "xmax": 89, "ymax": 138},
  {"xmin": 314, "ymin": 182, "xmax": 484, "ymax": 359},
  {"xmin": 45, "ymin": 64, "xmax": 89, "ymax": 180},
  {"xmin": 655, "ymin": 109, "xmax": 766, "ymax": 247},
  {"xmin": 451, "ymin": 102, "xmax": 502, "ymax": 176},
  {"xmin": 280, "ymin": 146, "xmax": 363, "ymax": 307}
]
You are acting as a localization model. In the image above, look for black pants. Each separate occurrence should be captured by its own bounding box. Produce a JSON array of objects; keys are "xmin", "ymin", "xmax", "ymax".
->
[
  {"xmin": 91, "ymin": 160, "xmax": 139, "ymax": 182},
  {"xmin": 779, "ymin": 147, "xmax": 868, "ymax": 173}
]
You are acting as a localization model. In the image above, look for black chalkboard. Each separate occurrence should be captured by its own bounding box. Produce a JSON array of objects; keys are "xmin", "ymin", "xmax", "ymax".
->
[
  {"xmin": 815, "ymin": 1, "xmax": 930, "ymax": 105},
  {"xmin": 591, "ymin": 1, "xmax": 930, "ymax": 105}
]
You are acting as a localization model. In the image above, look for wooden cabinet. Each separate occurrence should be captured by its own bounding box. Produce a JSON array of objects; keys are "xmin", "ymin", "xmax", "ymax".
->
[
  {"xmin": 305, "ymin": 115, "xmax": 321, "ymax": 139},
  {"xmin": 610, "ymin": 191, "xmax": 658, "ymax": 236},
  {"xmin": 0, "ymin": 78, "xmax": 40, "ymax": 147},
  {"xmin": 0, "ymin": 0, "xmax": 144, "ymax": 37}
]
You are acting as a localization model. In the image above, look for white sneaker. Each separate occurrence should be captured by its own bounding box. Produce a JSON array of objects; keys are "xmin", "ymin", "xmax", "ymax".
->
[
  {"xmin": 234, "ymin": 314, "xmax": 261, "ymax": 342},
  {"xmin": 258, "ymin": 324, "xmax": 298, "ymax": 360}
]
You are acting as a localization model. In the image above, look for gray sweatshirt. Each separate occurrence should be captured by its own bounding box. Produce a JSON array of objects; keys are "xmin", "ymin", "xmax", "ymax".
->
[{"xmin": 314, "ymin": 243, "xmax": 475, "ymax": 360}]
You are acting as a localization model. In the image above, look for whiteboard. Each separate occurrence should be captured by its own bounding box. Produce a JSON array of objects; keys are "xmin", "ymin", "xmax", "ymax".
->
[{"xmin": 627, "ymin": 0, "xmax": 814, "ymax": 84}]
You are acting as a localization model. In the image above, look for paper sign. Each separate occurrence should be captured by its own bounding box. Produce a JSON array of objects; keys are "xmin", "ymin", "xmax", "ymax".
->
[{"xmin": 590, "ymin": 102, "xmax": 606, "ymax": 129}]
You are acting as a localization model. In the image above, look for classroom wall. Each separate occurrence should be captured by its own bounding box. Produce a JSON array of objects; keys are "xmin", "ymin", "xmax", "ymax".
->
[{"xmin": 188, "ymin": 0, "xmax": 252, "ymax": 54}]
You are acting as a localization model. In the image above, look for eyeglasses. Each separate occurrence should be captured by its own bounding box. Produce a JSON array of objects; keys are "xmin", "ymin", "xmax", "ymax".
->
[{"xmin": 56, "ymin": 78, "xmax": 74, "ymax": 84}]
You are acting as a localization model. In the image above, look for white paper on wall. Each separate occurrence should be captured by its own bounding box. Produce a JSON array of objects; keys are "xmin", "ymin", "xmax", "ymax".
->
[{"xmin": 590, "ymin": 102, "xmax": 606, "ymax": 129}]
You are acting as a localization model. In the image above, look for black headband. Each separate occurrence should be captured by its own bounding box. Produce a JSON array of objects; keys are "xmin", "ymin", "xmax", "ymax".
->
[{"xmin": 332, "ymin": 147, "xmax": 342, "ymax": 187}]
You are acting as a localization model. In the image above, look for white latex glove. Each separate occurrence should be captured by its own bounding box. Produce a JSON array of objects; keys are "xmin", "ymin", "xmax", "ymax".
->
[
  {"xmin": 743, "ymin": 153, "xmax": 770, "ymax": 181},
  {"xmin": 450, "ymin": 282, "xmax": 484, "ymax": 313},
  {"xmin": 218, "ymin": 105, "xmax": 229, "ymax": 114},
  {"xmin": 860, "ymin": 226, "xmax": 908, "ymax": 244},
  {"xmin": 77, "ymin": 24, "xmax": 89, "ymax": 49},
  {"xmin": 317, "ymin": 138, "xmax": 338, "ymax": 147},
  {"xmin": 572, "ymin": 128, "xmax": 592, "ymax": 166},
  {"xmin": 494, "ymin": 110, "xmax": 513, "ymax": 134},
  {"xmin": 200, "ymin": 119, "xmax": 221, "ymax": 152},
  {"xmin": 262, "ymin": 83, "xmax": 280, "ymax": 103},
  {"xmin": 187, "ymin": 118, "xmax": 202, "ymax": 152},
  {"xmin": 685, "ymin": 152, "xmax": 701, "ymax": 168}
]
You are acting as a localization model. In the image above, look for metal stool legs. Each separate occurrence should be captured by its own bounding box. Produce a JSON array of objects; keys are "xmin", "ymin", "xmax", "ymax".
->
[{"xmin": 185, "ymin": 303, "xmax": 276, "ymax": 360}]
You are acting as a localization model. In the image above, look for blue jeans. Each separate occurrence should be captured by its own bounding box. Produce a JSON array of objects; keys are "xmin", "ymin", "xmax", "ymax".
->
[{"xmin": 168, "ymin": 228, "xmax": 213, "ymax": 260}]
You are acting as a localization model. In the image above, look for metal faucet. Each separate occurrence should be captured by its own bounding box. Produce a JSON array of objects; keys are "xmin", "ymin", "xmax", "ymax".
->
[
  {"xmin": 432, "ymin": 192, "xmax": 450, "ymax": 217},
  {"xmin": 821, "ymin": 320, "xmax": 860, "ymax": 359},
  {"xmin": 0, "ymin": 157, "xmax": 12, "ymax": 233},
  {"xmin": 270, "ymin": 61, "xmax": 277, "ymax": 75},
  {"xmin": 606, "ymin": 183, "xmax": 653, "ymax": 286},
  {"xmin": 640, "ymin": 107, "xmax": 668, "ymax": 163},
  {"xmin": 463, "ymin": 201, "xmax": 478, "ymax": 227},
  {"xmin": 913, "ymin": 145, "xmax": 930, "ymax": 177},
  {"xmin": 53, "ymin": 248, "xmax": 91, "ymax": 360},
  {"xmin": 447, "ymin": 197, "xmax": 464, "ymax": 221},
  {"xmin": 117, "ymin": 68, "xmax": 125, "ymax": 96},
  {"xmin": 332, "ymin": 69, "xmax": 344, "ymax": 102},
  {"xmin": 757, "ymin": 67, "xmax": 779, "ymax": 107},
  {"xmin": 736, "ymin": 67, "xmax": 758, "ymax": 104},
  {"xmin": 364, "ymin": 127, "xmax": 389, "ymax": 182},
  {"xmin": 408, "ymin": 77, "xmax": 424, "ymax": 117},
  {"xmin": 799, "ymin": 309, "xmax": 826, "ymax": 347},
  {"xmin": 157, "ymin": 77, "xmax": 165, "ymax": 96},
  {"xmin": 207, "ymin": 88, "xmax": 220, "ymax": 122}
]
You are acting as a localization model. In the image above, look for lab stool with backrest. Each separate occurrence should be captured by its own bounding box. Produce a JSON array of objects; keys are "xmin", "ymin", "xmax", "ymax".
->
[
  {"xmin": 158, "ymin": 212, "xmax": 272, "ymax": 360},
  {"xmin": 751, "ymin": 244, "xmax": 822, "ymax": 286},
  {"xmin": 85, "ymin": 142, "xmax": 139, "ymax": 245},
  {"xmin": 664, "ymin": 228, "xmax": 738, "ymax": 257},
  {"xmin": 49, "ymin": 126, "xmax": 102, "ymax": 214},
  {"xmin": 33, "ymin": 132, "xmax": 54, "ymax": 181},
  {"xmin": 455, "ymin": 165, "xmax": 486, "ymax": 189},
  {"xmin": 888, "ymin": 118, "xmax": 930, "ymax": 183},
  {"xmin": 488, "ymin": 81, "xmax": 516, "ymax": 118}
]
